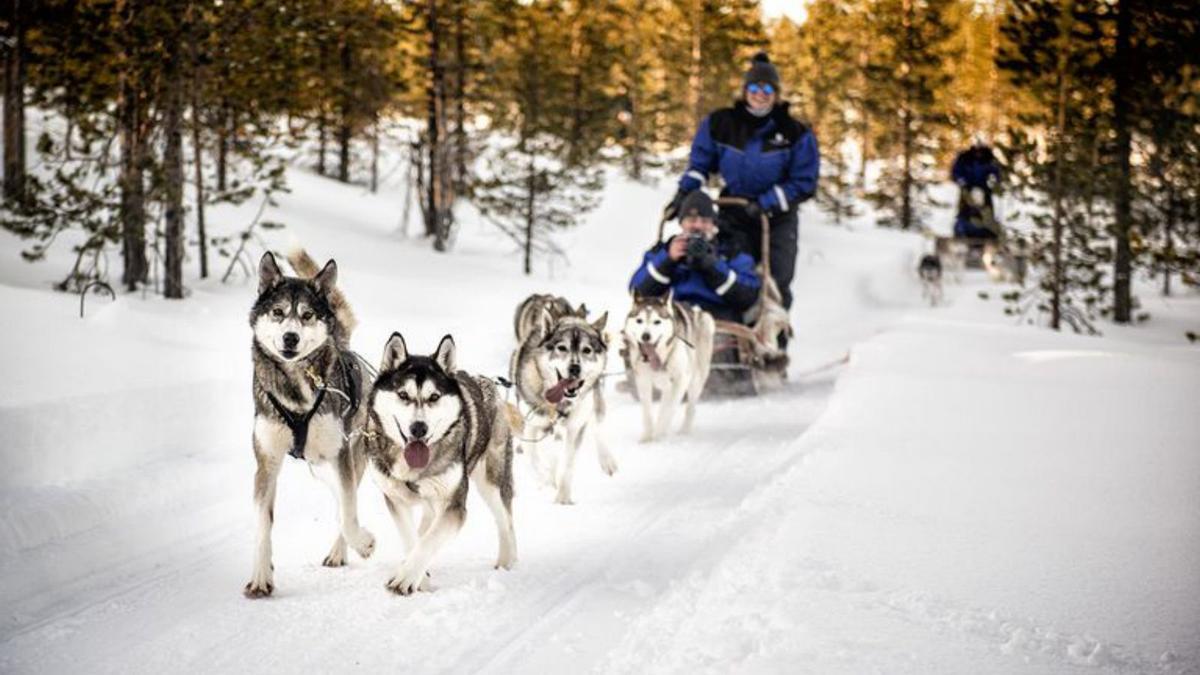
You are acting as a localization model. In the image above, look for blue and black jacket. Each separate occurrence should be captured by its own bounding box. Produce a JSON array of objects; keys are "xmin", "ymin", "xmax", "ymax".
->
[
  {"xmin": 678, "ymin": 101, "xmax": 820, "ymax": 214},
  {"xmin": 951, "ymin": 146, "xmax": 1001, "ymax": 189},
  {"xmin": 629, "ymin": 238, "xmax": 761, "ymax": 322}
]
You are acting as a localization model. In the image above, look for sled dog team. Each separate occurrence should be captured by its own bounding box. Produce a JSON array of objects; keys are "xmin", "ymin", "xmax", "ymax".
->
[{"xmin": 246, "ymin": 250, "xmax": 715, "ymax": 597}]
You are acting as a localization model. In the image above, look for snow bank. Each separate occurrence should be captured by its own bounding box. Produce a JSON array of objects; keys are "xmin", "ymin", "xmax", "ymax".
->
[{"xmin": 602, "ymin": 318, "xmax": 1200, "ymax": 673}]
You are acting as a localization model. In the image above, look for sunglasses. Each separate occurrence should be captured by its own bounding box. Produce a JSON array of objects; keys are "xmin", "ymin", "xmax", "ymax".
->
[{"xmin": 746, "ymin": 82, "xmax": 776, "ymax": 96}]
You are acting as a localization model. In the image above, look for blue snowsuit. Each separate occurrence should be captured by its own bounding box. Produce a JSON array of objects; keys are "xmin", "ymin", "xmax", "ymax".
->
[
  {"xmin": 677, "ymin": 101, "xmax": 819, "ymax": 310},
  {"xmin": 629, "ymin": 238, "xmax": 761, "ymax": 323},
  {"xmin": 951, "ymin": 145, "xmax": 1001, "ymax": 238}
]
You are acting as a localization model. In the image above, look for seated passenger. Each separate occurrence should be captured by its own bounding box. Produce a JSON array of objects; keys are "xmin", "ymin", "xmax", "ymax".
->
[{"xmin": 630, "ymin": 191, "xmax": 761, "ymax": 323}]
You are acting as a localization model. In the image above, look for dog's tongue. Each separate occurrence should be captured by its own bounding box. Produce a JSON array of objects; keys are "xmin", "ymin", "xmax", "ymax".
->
[
  {"xmin": 545, "ymin": 378, "xmax": 580, "ymax": 405},
  {"xmin": 638, "ymin": 342, "xmax": 664, "ymax": 370},
  {"xmin": 404, "ymin": 441, "xmax": 431, "ymax": 469}
]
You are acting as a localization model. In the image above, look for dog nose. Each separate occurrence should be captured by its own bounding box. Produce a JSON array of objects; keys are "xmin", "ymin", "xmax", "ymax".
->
[
  {"xmin": 409, "ymin": 421, "xmax": 428, "ymax": 439},
  {"xmin": 640, "ymin": 332, "xmax": 651, "ymax": 342},
  {"xmin": 568, "ymin": 364, "xmax": 581, "ymax": 378},
  {"xmin": 282, "ymin": 332, "xmax": 299, "ymax": 349}
]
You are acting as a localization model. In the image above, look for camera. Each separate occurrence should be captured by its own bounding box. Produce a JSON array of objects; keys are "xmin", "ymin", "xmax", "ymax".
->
[{"xmin": 685, "ymin": 234, "xmax": 713, "ymax": 261}]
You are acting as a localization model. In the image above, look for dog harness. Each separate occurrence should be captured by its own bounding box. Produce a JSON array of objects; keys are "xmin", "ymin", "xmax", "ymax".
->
[{"xmin": 268, "ymin": 352, "xmax": 362, "ymax": 460}]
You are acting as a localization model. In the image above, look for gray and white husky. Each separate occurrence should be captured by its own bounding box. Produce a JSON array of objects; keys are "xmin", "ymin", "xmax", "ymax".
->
[
  {"xmin": 513, "ymin": 293, "xmax": 585, "ymax": 344},
  {"xmin": 622, "ymin": 292, "xmax": 715, "ymax": 442},
  {"xmin": 245, "ymin": 250, "xmax": 375, "ymax": 598},
  {"xmin": 364, "ymin": 333, "xmax": 517, "ymax": 595},
  {"xmin": 510, "ymin": 303, "xmax": 617, "ymax": 504}
]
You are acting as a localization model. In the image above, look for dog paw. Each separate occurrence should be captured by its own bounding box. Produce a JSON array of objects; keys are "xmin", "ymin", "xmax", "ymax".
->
[
  {"xmin": 553, "ymin": 492, "xmax": 575, "ymax": 506},
  {"xmin": 599, "ymin": 453, "xmax": 618, "ymax": 477},
  {"xmin": 243, "ymin": 577, "xmax": 274, "ymax": 598},
  {"xmin": 349, "ymin": 529, "xmax": 376, "ymax": 559},
  {"xmin": 386, "ymin": 568, "xmax": 430, "ymax": 596},
  {"xmin": 322, "ymin": 551, "xmax": 346, "ymax": 568}
]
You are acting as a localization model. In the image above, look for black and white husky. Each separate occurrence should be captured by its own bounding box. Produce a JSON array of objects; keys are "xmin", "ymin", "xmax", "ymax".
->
[
  {"xmin": 622, "ymin": 292, "xmax": 715, "ymax": 442},
  {"xmin": 364, "ymin": 333, "xmax": 517, "ymax": 595},
  {"xmin": 245, "ymin": 251, "xmax": 375, "ymax": 598},
  {"xmin": 510, "ymin": 302, "xmax": 617, "ymax": 504}
]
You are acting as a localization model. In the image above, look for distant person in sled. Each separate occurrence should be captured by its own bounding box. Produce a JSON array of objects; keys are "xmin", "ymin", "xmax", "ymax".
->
[
  {"xmin": 663, "ymin": 52, "xmax": 820, "ymax": 321},
  {"xmin": 951, "ymin": 138, "xmax": 1002, "ymax": 239},
  {"xmin": 631, "ymin": 191, "xmax": 760, "ymax": 323}
]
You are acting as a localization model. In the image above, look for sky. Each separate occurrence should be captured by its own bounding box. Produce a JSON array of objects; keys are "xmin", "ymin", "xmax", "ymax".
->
[{"xmin": 761, "ymin": 0, "xmax": 808, "ymax": 23}]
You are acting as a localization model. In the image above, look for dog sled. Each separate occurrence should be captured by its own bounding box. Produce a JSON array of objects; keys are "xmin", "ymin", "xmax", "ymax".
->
[
  {"xmin": 935, "ymin": 188, "xmax": 1026, "ymax": 284},
  {"xmin": 651, "ymin": 196, "xmax": 792, "ymax": 398}
]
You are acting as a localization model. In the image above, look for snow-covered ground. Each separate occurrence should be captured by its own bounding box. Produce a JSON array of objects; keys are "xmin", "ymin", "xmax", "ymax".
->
[{"xmin": 1, "ymin": 150, "xmax": 1198, "ymax": 673}]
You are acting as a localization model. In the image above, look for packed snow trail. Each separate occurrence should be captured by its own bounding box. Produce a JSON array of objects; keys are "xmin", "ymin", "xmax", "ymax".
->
[{"xmin": 2, "ymin": 167, "xmax": 1198, "ymax": 673}]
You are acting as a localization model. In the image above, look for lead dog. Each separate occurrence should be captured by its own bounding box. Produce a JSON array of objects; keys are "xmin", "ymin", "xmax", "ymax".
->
[
  {"xmin": 364, "ymin": 333, "xmax": 517, "ymax": 595},
  {"xmin": 622, "ymin": 292, "xmax": 715, "ymax": 442},
  {"xmin": 245, "ymin": 250, "xmax": 375, "ymax": 598}
]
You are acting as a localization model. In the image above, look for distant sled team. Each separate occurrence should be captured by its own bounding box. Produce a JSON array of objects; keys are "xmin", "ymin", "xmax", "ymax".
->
[{"xmin": 244, "ymin": 250, "xmax": 722, "ymax": 598}]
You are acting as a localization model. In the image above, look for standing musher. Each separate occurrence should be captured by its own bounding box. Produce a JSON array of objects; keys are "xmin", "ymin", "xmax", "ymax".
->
[{"xmin": 664, "ymin": 52, "xmax": 820, "ymax": 340}]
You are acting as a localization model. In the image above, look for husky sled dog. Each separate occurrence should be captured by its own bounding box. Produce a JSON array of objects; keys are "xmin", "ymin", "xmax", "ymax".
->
[
  {"xmin": 363, "ymin": 333, "xmax": 516, "ymax": 594},
  {"xmin": 510, "ymin": 297, "xmax": 617, "ymax": 504},
  {"xmin": 513, "ymin": 293, "xmax": 585, "ymax": 343},
  {"xmin": 622, "ymin": 292, "xmax": 715, "ymax": 442},
  {"xmin": 245, "ymin": 250, "xmax": 375, "ymax": 598},
  {"xmin": 918, "ymin": 253, "xmax": 944, "ymax": 306}
]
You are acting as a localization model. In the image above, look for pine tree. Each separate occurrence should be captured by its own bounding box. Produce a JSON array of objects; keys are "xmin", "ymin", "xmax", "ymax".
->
[
  {"xmin": 473, "ymin": 0, "xmax": 604, "ymax": 275},
  {"xmin": 862, "ymin": 0, "xmax": 959, "ymax": 230}
]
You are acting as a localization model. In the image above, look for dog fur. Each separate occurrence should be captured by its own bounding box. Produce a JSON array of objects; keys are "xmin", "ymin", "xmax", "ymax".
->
[
  {"xmin": 510, "ymin": 302, "xmax": 617, "ymax": 504},
  {"xmin": 245, "ymin": 250, "xmax": 375, "ymax": 598},
  {"xmin": 363, "ymin": 333, "xmax": 517, "ymax": 594},
  {"xmin": 622, "ymin": 292, "xmax": 715, "ymax": 442}
]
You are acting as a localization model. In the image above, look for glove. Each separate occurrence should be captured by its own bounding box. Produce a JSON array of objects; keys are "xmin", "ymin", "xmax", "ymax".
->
[
  {"xmin": 663, "ymin": 189, "xmax": 689, "ymax": 222},
  {"xmin": 742, "ymin": 200, "xmax": 764, "ymax": 222}
]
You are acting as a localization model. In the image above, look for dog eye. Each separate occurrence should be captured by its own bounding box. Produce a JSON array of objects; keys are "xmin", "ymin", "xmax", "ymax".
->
[
  {"xmin": 300, "ymin": 311, "xmax": 314, "ymax": 321},
  {"xmin": 556, "ymin": 345, "xmax": 568, "ymax": 353},
  {"xmin": 635, "ymin": 318, "xmax": 643, "ymax": 324},
  {"xmin": 582, "ymin": 347, "xmax": 592, "ymax": 355},
  {"xmin": 398, "ymin": 391, "xmax": 410, "ymax": 402},
  {"xmin": 428, "ymin": 393, "xmax": 440, "ymax": 403},
  {"xmin": 271, "ymin": 308, "xmax": 285, "ymax": 319},
  {"xmin": 653, "ymin": 319, "xmax": 662, "ymax": 325}
]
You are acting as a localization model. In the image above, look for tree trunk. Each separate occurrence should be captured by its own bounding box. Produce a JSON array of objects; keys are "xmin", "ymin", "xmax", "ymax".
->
[
  {"xmin": 899, "ymin": 0, "xmax": 913, "ymax": 230},
  {"xmin": 337, "ymin": 36, "xmax": 351, "ymax": 183},
  {"xmin": 689, "ymin": 0, "xmax": 703, "ymax": 128},
  {"xmin": 317, "ymin": 103, "xmax": 327, "ymax": 176},
  {"xmin": 1111, "ymin": 0, "xmax": 1134, "ymax": 323},
  {"xmin": 118, "ymin": 0, "xmax": 148, "ymax": 291},
  {"xmin": 1162, "ymin": 189, "xmax": 1174, "ymax": 297},
  {"xmin": 523, "ymin": 140, "xmax": 535, "ymax": 276},
  {"xmin": 216, "ymin": 103, "xmax": 228, "ymax": 190},
  {"xmin": 451, "ymin": 0, "xmax": 468, "ymax": 192},
  {"xmin": 370, "ymin": 119, "xmax": 379, "ymax": 193},
  {"xmin": 189, "ymin": 0, "xmax": 208, "ymax": 279},
  {"xmin": 1048, "ymin": 0, "xmax": 1074, "ymax": 330},
  {"xmin": 163, "ymin": 34, "xmax": 185, "ymax": 299},
  {"xmin": 427, "ymin": 0, "xmax": 453, "ymax": 250},
  {"xmin": 2, "ymin": 0, "xmax": 26, "ymax": 203}
]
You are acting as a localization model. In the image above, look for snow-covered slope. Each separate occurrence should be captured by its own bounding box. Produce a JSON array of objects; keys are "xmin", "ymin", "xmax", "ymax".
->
[{"xmin": 1, "ymin": 157, "xmax": 1197, "ymax": 673}]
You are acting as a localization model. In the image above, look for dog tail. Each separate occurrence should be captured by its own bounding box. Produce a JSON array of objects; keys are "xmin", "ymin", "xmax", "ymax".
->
[{"xmin": 287, "ymin": 247, "xmax": 358, "ymax": 341}]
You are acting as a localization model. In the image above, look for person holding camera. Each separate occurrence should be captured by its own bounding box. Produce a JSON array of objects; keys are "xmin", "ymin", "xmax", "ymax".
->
[
  {"xmin": 663, "ymin": 52, "xmax": 819, "ymax": 313},
  {"xmin": 630, "ymin": 191, "xmax": 760, "ymax": 322}
]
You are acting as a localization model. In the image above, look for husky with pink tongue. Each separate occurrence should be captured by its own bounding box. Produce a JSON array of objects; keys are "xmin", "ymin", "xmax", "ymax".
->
[{"xmin": 363, "ymin": 333, "xmax": 517, "ymax": 595}]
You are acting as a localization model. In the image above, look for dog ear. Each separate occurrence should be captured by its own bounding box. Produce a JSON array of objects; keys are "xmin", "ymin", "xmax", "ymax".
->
[
  {"xmin": 575, "ymin": 303, "xmax": 588, "ymax": 318},
  {"xmin": 258, "ymin": 252, "xmax": 283, "ymax": 293},
  {"xmin": 591, "ymin": 311, "xmax": 608, "ymax": 334},
  {"xmin": 312, "ymin": 259, "xmax": 338, "ymax": 295},
  {"xmin": 434, "ymin": 334, "xmax": 456, "ymax": 372},
  {"xmin": 381, "ymin": 332, "xmax": 408, "ymax": 371}
]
